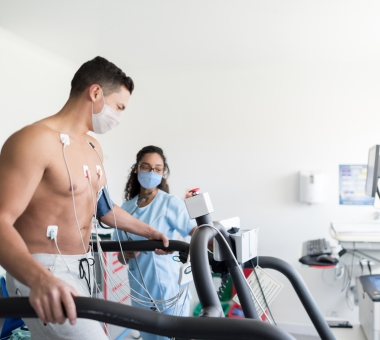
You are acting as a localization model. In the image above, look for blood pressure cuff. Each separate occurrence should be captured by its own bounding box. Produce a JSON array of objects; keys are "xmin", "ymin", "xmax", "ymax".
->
[{"xmin": 96, "ymin": 186, "xmax": 114, "ymax": 218}]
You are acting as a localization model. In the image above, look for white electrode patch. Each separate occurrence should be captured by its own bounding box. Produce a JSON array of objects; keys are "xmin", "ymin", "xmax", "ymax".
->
[{"xmin": 83, "ymin": 165, "xmax": 89, "ymax": 178}]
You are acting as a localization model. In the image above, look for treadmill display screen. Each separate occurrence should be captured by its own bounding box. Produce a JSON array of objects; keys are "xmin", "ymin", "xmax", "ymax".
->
[{"xmin": 369, "ymin": 276, "xmax": 380, "ymax": 291}]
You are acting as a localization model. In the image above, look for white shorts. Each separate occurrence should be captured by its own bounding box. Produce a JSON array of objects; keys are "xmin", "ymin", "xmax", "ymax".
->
[{"xmin": 6, "ymin": 251, "xmax": 109, "ymax": 340}]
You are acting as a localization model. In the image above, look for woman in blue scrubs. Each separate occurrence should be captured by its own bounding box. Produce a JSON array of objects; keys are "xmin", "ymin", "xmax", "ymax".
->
[{"xmin": 114, "ymin": 145, "xmax": 196, "ymax": 340}]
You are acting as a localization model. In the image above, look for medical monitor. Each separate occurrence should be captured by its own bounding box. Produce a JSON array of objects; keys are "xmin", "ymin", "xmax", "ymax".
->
[{"xmin": 365, "ymin": 145, "xmax": 380, "ymax": 198}]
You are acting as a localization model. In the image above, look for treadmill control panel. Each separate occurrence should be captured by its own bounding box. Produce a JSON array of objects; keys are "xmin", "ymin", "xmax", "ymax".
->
[{"xmin": 360, "ymin": 275, "xmax": 380, "ymax": 301}]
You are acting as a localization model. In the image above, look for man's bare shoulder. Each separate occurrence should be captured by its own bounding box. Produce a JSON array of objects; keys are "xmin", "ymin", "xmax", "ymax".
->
[{"xmin": 2, "ymin": 123, "xmax": 59, "ymax": 159}]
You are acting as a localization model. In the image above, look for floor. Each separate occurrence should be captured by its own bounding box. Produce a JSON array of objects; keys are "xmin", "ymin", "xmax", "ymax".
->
[
  {"xmin": 290, "ymin": 335, "xmax": 318, "ymax": 340},
  {"xmin": 114, "ymin": 326, "xmax": 367, "ymax": 340},
  {"xmin": 116, "ymin": 330, "xmax": 319, "ymax": 340},
  {"xmin": 288, "ymin": 324, "xmax": 367, "ymax": 340}
]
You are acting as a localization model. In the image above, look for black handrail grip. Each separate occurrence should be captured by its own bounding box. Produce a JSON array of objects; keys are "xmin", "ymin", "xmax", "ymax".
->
[
  {"xmin": 0, "ymin": 297, "xmax": 295, "ymax": 340},
  {"xmin": 92, "ymin": 240, "xmax": 189, "ymax": 253}
]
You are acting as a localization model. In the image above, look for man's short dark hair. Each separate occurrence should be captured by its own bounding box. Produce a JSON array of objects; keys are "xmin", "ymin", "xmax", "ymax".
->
[{"xmin": 70, "ymin": 56, "xmax": 134, "ymax": 97}]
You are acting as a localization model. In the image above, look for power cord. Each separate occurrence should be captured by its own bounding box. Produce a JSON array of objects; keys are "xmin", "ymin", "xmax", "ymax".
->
[{"xmin": 250, "ymin": 259, "xmax": 277, "ymax": 325}]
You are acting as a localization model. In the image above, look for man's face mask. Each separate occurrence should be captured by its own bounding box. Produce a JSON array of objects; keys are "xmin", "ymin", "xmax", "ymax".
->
[{"xmin": 92, "ymin": 89, "xmax": 121, "ymax": 134}]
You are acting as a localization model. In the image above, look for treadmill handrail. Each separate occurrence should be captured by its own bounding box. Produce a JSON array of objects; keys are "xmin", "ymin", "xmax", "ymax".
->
[
  {"xmin": 0, "ymin": 239, "xmax": 332, "ymax": 340},
  {"xmin": 92, "ymin": 240, "xmax": 189, "ymax": 253},
  {"xmin": 0, "ymin": 297, "xmax": 295, "ymax": 340},
  {"xmin": 249, "ymin": 257, "xmax": 335, "ymax": 340},
  {"xmin": 190, "ymin": 225, "xmax": 260, "ymax": 319},
  {"xmin": 96, "ymin": 239, "xmax": 334, "ymax": 339}
]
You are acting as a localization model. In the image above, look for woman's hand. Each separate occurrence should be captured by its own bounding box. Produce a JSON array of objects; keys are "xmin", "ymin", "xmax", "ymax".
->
[{"xmin": 117, "ymin": 251, "xmax": 140, "ymax": 264}]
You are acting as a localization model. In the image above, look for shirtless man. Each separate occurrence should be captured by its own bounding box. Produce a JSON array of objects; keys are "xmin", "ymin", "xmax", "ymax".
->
[{"xmin": 0, "ymin": 56, "xmax": 169, "ymax": 339}]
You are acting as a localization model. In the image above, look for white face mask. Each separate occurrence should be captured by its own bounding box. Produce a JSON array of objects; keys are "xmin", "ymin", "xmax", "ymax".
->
[{"xmin": 92, "ymin": 89, "xmax": 121, "ymax": 134}]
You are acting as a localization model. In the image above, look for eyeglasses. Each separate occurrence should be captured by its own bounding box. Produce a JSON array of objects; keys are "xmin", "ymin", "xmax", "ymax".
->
[{"xmin": 138, "ymin": 163, "xmax": 164, "ymax": 175}]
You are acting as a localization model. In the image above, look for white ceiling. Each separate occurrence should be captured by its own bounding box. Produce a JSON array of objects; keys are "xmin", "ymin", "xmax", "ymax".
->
[{"xmin": 1, "ymin": 0, "xmax": 380, "ymax": 70}]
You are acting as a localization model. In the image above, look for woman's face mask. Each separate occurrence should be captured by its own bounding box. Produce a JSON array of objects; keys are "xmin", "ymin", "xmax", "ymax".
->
[
  {"xmin": 137, "ymin": 171, "xmax": 162, "ymax": 190},
  {"xmin": 92, "ymin": 89, "xmax": 121, "ymax": 134}
]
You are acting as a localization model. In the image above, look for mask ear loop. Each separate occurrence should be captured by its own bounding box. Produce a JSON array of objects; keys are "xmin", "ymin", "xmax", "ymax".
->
[
  {"xmin": 101, "ymin": 88, "xmax": 105, "ymax": 104},
  {"xmin": 162, "ymin": 166, "xmax": 169, "ymax": 180}
]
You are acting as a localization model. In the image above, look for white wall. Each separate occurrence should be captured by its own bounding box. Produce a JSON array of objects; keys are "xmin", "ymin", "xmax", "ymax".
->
[
  {"xmin": 98, "ymin": 63, "xmax": 380, "ymax": 330},
  {"xmin": 2, "ymin": 1, "xmax": 380, "ymax": 333},
  {"xmin": 0, "ymin": 27, "xmax": 76, "ymax": 144}
]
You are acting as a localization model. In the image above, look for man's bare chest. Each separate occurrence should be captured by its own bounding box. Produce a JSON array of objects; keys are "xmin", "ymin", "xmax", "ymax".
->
[{"xmin": 42, "ymin": 141, "xmax": 106, "ymax": 198}]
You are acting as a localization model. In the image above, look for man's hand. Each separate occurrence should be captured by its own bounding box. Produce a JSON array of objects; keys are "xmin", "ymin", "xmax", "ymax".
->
[
  {"xmin": 148, "ymin": 229, "xmax": 169, "ymax": 247},
  {"xmin": 29, "ymin": 274, "xmax": 78, "ymax": 325},
  {"xmin": 148, "ymin": 229, "xmax": 172, "ymax": 255},
  {"xmin": 117, "ymin": 251, "xmax": 140, "ymax": 264},
  {"xmin": 100, "ymin": 206, "xmax": 171, "ymax": 255}
]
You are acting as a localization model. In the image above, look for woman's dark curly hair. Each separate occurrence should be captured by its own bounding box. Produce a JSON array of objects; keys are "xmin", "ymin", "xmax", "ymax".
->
[{"xmin": 124, "ymin": 145, "xmax": 170, "ymax": 201}]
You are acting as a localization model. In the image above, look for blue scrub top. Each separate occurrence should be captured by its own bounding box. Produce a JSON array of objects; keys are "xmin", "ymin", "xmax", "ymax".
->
[{"xmin": 113, "ymin": 190, "xmax": 194, "ymax": 313}]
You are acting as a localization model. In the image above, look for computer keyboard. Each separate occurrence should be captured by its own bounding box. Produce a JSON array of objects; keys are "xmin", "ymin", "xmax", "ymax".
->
[{"xmin": 302, "ymin": 238, "xmax": 332, "ymax": 257}]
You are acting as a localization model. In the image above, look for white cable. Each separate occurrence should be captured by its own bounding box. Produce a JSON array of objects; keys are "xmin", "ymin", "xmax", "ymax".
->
[
  {"xmin": 197, "ymin": 224, "xmax": 273, "ymax": 324},
  {"xmin": 61, "ymin": 138, "xmax": 180, "ymax": 337},
  {"xmin": 62, "ymin": 142, "xmax": 113, "ymax": 339},
  {"xmin": 91, "ymin": 208, "xmax": 153, "ymax": 305},
  {"xmin": 83, "ymin": 141, "xmax": 187, "ymax": 313},
  {"xmin": 171, "ymin": 254, "xmax": 192, "ymax": 316},
  {"xmin": 62, "ymin": 144, "xmax": 88, "ymax": 255},
  {"xmin": 53, "ymin": 238, "xmax": 92, "ymax": 297},
  {"xmin": 95, "ymin": 208, "xmax": 165, "ymax": 309},
  {"xmin": 94, "ymin": 237, "xmax": 167, "ymax": 307},
  {"xmin": 88, "ymin": 167, "xmax": 155, "ymax": 306},
  {"xmin": 95, "ymin": 240, "xmax": 184, "ymax": 308},
  {"xmin": 61, "ymin": 140, "xmax": 183, "ymax": 315},
  {"xmin": 334, "ymin": 263, "xmax": 344, "ymax": 281},
  {"xmin": 52, "ymin": 233, "xmax": 113, "ymax": 340},
  {"xmin": 321, "ymin": 269, "xmax": 334, "ymax": 287},
  {"xmin": 126, "ymin": 213, "xmax": 167, "ymax": 311},
  {"xmin": 61, "ymin": 143, "xmax": 109, "ymax": 300},
  {"xmin": 88, "ymin": 144, "xmax": 162, "ymax": 311},
  {"xmin": 178, "ymin": 285, "xmax": 189, "ymax": 316},
  {"xmin": 345, "ymin": 252, "xmax": 356, "ymax": 311},
  {"xmin": 93, "ymin": 207, "xmax": 177, "ymax": 309},
  {"xmin": 102, "ymin": 226, "xmax": 185, "ymax": 310},
  {"xmin": 62, "ymin": 145, "xmax": 110, "ymax": 301},
  {"xmin": 87, "ymin": 174, "xmax": 104, "ymax": 299}
]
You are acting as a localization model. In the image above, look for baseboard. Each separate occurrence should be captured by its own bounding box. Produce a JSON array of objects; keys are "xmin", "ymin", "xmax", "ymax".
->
[{"xmin": 277, "ymin": 322, "xmax": 319, "ymax": 337}]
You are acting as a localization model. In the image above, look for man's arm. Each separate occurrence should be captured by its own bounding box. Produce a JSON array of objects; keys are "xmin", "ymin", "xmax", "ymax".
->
[
  {"xmin": 0, "ymin": 127, "xmax": 78, "ymax": 325},
  {"xmin": 100, "ymin": 205, "xmax": 169, "ymax": 251}
]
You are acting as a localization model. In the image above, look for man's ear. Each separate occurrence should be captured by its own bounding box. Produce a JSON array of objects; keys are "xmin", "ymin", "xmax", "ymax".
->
[{"xmin": 89, "ymin": 84, "xmax": 102, "ymax": 101}]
